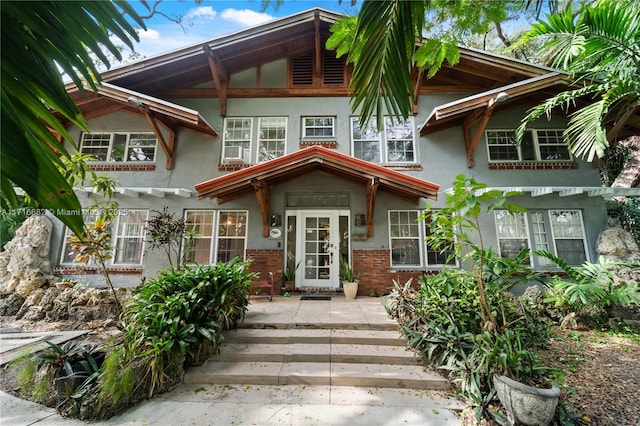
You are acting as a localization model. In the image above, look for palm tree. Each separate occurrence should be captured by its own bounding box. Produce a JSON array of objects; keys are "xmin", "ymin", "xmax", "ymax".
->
[
  {"xmin": 515, "ymin": 0, "xmax": 640, "ymax": 162},
  {"xmin": 1, "ymin": 1, "xmax": 144, "ymax": 236}
]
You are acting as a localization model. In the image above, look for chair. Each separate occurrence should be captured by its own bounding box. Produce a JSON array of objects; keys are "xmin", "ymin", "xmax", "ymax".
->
[{"xmin": 249, "ymin": 271, "xmax": 274, "ymax": 301}]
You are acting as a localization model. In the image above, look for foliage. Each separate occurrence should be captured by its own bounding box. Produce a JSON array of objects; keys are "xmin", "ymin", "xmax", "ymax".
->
[
  {"xmin": 145, "ymin": 207, "xmax": 193, "ymax": 267},
  {"xmin": 282, "ymin": 260, "xmax": 300, "ymax": 282},
  {"xmin": 339, "ymin": 256, "xmax": 360, "ymax": 282},
  {"xmin": 514, "ymin": 0, "xmax": 640, "ymax": 161},
  {"xmin": 420, "ymin": 174, "xmax": 528, "ymax": 331},
  {"xmin": 536, "ymin": 250, "xmax": 640, "ymax": 319},
  {"xmin": 1, "ymin": 1, "xmax": 145, "ymax": 236},
  {"xmin": 117, "ymin": 260, "xmax": 254, "ymax": 396},
  {"xmin": 0, "ymin": 195, "xmax": 30, "ymax": 248}
]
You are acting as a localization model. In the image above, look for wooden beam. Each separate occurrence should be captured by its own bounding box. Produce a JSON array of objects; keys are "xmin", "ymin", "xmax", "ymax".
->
[
  {"xmin": 314, "ymin": 11, "xmax": 321, "ymax": 86},
  {"xmin": 607, "ymin": 104, "xmax": 639, "ymax": 144},
  {"xmin": 143, "ymin": 110, "xmax": 175, "ymax": 170},
  {"xmin": 203, "ymin": 44, "xmax": 228, "ymax": 116},
  {"xmin": 251, "ymin": 178, "xmax": 271, "ymax": 237},
  {"xmin": 462, "ymin": 102, "xmax": 496, "ymax": 168},
  {"xmin": 366, "ymin": 177, "xmax": 379, "ymax": 238},
  {"xmin": 413, "ymin": 68, "xmax": 424, "ymax": 114}
]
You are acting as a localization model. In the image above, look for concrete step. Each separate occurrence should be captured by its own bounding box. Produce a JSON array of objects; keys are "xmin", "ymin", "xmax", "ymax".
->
[
  {"xmin": 184, "ymin": 361, "xmax": 449, "ymax": 390},
  {"xmin": 237, "ymin": 321, "xmax": 401, "ymax": 331},
  {"xmin": 223, "ymin": 328, "xmax": 407, "ymax": 346},
  {"xmin": 215, "ymin": 342, "xmax": 420, "ymax": 365}
]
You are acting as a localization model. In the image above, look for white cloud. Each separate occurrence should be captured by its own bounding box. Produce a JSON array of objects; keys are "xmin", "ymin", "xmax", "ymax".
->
[
  {"xmin": 220, "ymin": 8, "xmax": 274, "ymax": 26},
  {"xmin": 137, "ymin": 28, "xmax": 161, "ymax": 41},
  {"xmin": 185, "ymin": 6, "xmax": 217, "ymax": 21}
]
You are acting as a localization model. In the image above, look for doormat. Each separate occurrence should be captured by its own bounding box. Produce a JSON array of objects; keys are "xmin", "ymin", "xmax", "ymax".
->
[{"xmin": 300, "ymin": 295, "xmax": 332, "ymax": 300}]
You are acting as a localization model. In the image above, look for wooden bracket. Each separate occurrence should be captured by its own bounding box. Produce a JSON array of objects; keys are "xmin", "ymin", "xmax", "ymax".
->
[
  {"xmin": 366, "ymin": 177, "xmax": 379, "ymax": 237},
  {"xmin": 251, "ymin": 178, "xmax": 271, "ymax": 237},
  {"xmin": 143, "ymin": 110, "xmax": 175, "ymax": 170},
  {"xmin": 203, "ymin": 44, "xmax": 228, "ymax": 116},
  {"xmin": 412, "ymin": 68, "xmax": 424, "ymax": 114},
  {"xmin": 463, "ymin": 101, "xmax": 497, "ymax": 168}
]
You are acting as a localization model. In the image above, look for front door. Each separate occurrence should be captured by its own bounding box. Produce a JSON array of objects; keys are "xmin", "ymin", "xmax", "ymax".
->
[{"xmin": 299, "ymin": 211, "xmax": 340, "ymax": 289}]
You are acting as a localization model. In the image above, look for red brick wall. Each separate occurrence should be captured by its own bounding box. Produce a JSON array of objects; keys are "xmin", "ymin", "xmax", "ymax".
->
[
  {"xmin": 246, "ymin": 249, "xmax": 284, "ymax": 293},
  {"xmin": 352, "ymin": 249, "xmax": 426, "ymax": 296}
]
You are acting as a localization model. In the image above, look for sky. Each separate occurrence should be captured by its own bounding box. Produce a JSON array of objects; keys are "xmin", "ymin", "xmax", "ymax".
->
[{"xmin": 121, "ymin": 1, "xmax": 360, "ymax": 62}]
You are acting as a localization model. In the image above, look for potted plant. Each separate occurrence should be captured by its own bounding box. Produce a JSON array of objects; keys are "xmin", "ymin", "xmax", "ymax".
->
[
  {"xmin": 282, "ymin": 260, "xmax": 299, "ymax": 292},
  {"xmin": 340, "ymin": 257, "xmax": 360, "ymax": 300}
]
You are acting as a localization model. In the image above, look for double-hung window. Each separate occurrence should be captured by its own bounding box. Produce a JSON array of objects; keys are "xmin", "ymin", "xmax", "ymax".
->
[
  {"xmin": 258, "ymin": 117, "xmax": 287, "ymax": 163},
  {"xmin": 60, "ymin": 209, "xmax": 148, "ymax": 266},
  {"xmin": 183, "ymin": 210, "xmax": 248, "ymax": 264},
  {"xmin": 222, "ymin": 118, "xmax": 252, "ymax": 164},
  {"xmin": 351, "ymin": 117, "xmax": 416, "ymax": 164},
  {"xmin": 302, "ymin": 117, "xmax": 335, "ymax": 138},
  {"xmin": 388, "ymin": 210, "xmax": 456, "ymax": 268},
  {"xmin": 485, "ymin": 129, "xmax": 571, "ymax": 162},
  {"xmin": 494, "ymin": 209, "xmax": 588, "ymax": 267},
  {"xmin": 80, "ymin": 133, "xmax": 157, "ymax": 162}
]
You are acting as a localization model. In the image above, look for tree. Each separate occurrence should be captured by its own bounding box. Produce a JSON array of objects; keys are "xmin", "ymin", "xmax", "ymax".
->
[
  {"xmin": 326, "ymin": 0, "xmax": 571, "ymax": 130},
  {"xmin": 1, "ymin": 1, "xmax": 145, "ymax": 236},
  {"xmin": 514, "ymin": 0, "xmax": 640, "ymax": 162}
]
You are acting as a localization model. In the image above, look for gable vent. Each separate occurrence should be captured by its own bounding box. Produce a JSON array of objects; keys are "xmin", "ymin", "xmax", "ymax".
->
[
  {"xmin": 292, "ymin": 52, "xmax": 313, "ymax": 86},
  {"xmin": 323, "ymin": 50, "xmax": 344, "ymax": 86}
]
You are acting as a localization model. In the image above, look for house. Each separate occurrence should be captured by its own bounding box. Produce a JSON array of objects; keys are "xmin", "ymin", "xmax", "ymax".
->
[{"xmin": 52, "ymin": 8, "xmax": 640, "ymax": 295}]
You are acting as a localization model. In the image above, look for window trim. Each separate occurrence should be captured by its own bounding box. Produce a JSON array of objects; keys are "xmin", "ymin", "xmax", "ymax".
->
[
  {"xmin": 301, "ymin": 116, "xmax": 336, "ymax": 139},
  {"xmin": 79, "ymin": 132, "xmax": 157, "ymax": 163},
  {"xmin": 351, "ymin": 116, "xmax": 417, "ymax": 164},
  {"xmin": 183, "ymin": 209, "xmax": 249, "ymax": 264},
  {"xmin": 494, "ymin": 210, "xmax": 533, "ymax": 267},
  {"xmin": 547, "ymin": 209, "xmax": 590, "ymax": 264},
  {"xmin": 257, "ymin": 117, "xmax": 288, "ymax": 164},
  {"xmin": 485, "ymin": 129, "xmax": 572, "ymax": 163}
]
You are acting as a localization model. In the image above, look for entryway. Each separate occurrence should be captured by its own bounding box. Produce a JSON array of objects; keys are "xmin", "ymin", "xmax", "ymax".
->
[{"xmin": 285, "ymin": 210, "xmax": 350, "ymax": 291}]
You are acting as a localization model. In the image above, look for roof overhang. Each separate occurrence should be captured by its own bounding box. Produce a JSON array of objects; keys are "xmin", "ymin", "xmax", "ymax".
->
[
  {"xmin": 195, "ymin": 146, "xmax": 439, "ymax": 237},
  {"xmin": 459, "ymin": 186, "xmax": 640, "ymax": 199}
]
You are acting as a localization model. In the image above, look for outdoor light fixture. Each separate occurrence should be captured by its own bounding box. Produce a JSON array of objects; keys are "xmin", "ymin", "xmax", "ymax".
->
[
  {"xmin": 127, "ymin": 96, "xmax": 147, "ymax": 108},
  {"xmin": 495, "ymin": 92, "xmax": 510, "ymax": 103}
]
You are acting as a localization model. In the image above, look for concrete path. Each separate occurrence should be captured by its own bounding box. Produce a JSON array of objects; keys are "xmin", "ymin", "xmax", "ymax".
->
[{"xmin": 0, "ymin": 295, "xmax": 463, "ymax": 425}]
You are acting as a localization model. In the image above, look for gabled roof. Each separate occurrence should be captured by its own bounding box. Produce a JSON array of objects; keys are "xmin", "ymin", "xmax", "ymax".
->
[{"xmin": 195, "ymin": 145, "xmax": 439, "ymax": 203}]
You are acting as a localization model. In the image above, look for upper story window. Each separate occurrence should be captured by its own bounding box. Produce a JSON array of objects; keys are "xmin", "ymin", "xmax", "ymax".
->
[
  {"xmin": 389, "ymin": 210, "xmax": 456, "ymax": 268},
  {"xmin": 351, "ymin": 117, "xmax": 416, "ymax": 164},
  {"xmin": 222, "ymin": 117, "xmax": 287, "ymax": 165},
  {"xmin": 258, "ymin": 117, "xmax": 287, "ymax": 163},
  {"xmin": 80, "ymin": 133, "xmax": 157, "ymax": 162},
  {"xmin": 183, "ymin": 210, "xmax": 248, "ymax": 264},
  {"xmin": 494, "ymin": 209, "xmax": 588, "ymax": 267},
  {"xmin": 302, "ymin": 117, "xmax": 335, "ymax": 138},
  {"xmin": 486, "ymin": 129, "xmax": 571, "ymax": 162}
]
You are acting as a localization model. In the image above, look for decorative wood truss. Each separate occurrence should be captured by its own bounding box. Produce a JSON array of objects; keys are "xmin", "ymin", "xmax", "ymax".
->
[{"xmin": 195, "ymin": 146, "xmax": 439, "ymax": 238}]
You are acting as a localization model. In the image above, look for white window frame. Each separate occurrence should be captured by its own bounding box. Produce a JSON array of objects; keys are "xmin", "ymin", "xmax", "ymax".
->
[
  {"xmin": 60, "ymin": 209, "xmax": 147, "ymax": 266},
  {"xmin": 492, "ymin": 209, "xmax": 589, "ymax": 268},
  {"xmin": 183, "ymin": 210, "xmax": 248, "ymax": 264},
  {"xmin": 494, "ymin": 210, "xmax": 533, "ymax": 266},
  {"xmin": 222, "ymin": 117, "xmax": 253, "ymax": 164},
  {"xmin": 351, "ymin": 117, "xmax": 417, "ymax": 164},
  {"xmin": 258, "ymin": 117, "xmax": 287, "ymax": 163},
  {"xmin": 485, "ymin": 129, "xmax": 572, "ymax": 163},
  {"xmin": 79, "ymin": 132, "xmax": 157, "ymax": 163},
  {"xmin": 388, "ymin": 210, "xmax": 457, "ymax": 268},
  {"xmin": 302, "ymin": 116, "xmax": 335, "ymax": 139},
  {"xmin": 112, "ymin": 210, "xmax": 148, "ymax": 265}
]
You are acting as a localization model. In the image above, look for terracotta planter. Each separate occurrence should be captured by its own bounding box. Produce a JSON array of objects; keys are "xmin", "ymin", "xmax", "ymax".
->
[
  {"xmin": 493, "ymin": 374, "xmax": 561, "ymax": 426},
  {"xmin": 342, "ymin": 282, "xmax": 358, "ymax": 299}
]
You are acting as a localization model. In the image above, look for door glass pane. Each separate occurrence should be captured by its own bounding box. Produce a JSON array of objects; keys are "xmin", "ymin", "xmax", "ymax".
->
[{"xmin": 304, "ymin": 216, "xmax": 331, "ymax": 281}]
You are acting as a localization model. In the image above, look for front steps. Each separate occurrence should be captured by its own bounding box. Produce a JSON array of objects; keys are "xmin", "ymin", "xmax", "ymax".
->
[{"xmin": 184, "ymin": 324, "xmax": 450, "ymax": 390}]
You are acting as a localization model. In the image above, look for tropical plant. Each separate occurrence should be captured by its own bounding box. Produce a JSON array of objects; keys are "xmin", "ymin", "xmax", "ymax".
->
[
  {"xmin": 339, "ymin": 256, "xmax": 360, "ymax": 282},
  {"xmin": 282, "ymin": 260, "xmax": 300, "ymax": 283},
  {"xmin": 536, "ymin": 250, "xmax": 640, "ymax": 320},
  {"xmin": 145, "ymin": 207, "xmax": 193, "ymax": 267},
  {"xmin": 514, "ymin": 0, "xmax": 640, "ymax": 162},
  {"xmin": 1, "ymin": 1, "xmax": 145, "ymax": 236}
]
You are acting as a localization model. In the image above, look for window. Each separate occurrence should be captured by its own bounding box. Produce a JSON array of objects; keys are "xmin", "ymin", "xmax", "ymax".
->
[
  {"xmin": 494, "ymin": 211, "xmax": 531, "ymax": 262},
  {"xmin": 60, "ymin": 209, "xmax": 147, "ymax": 266},
  {"xmin": 113, "ymin": 210, "xmax": 147, "ymax": 264},
  {"xmin": 183, "ymin": 210, "xmax": 248, "ymax": 264},
  {"xmin": 486, "ymin": 129, "xmax": 571, "ymax": 162},
  {"xmin": 389, "ymin": 210, "xmax": 456, "ymax": 267},
  {"xmin": 222, "ymin": 118, "xmax": 252, "ymax": 163},
  {"xmin": 494, "ymin": 209, "xmax": 588, "ymax": 267},
  {"xmin": 302, "ymin": 117, "xmax": 335, "ymax": 138},
  {"xmin": 258, "ymin": 117, "xmax": 286, "ymax": 163},
  {"xmin": 80, "ymin": 133, "xmax": 156, "ymax": 162},
  {"xmin": 351, "ymin": 117, "xmax": 416, "ymax": 163}
]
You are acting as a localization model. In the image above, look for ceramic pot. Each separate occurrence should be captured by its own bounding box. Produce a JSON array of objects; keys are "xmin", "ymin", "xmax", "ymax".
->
[
  {"xmin": 493, "ymin": 374, "xmax": 561, "ymax": 426},
  {"xmin": 342, "ymin": 282, "xmax": 358, "ymax": 299}
]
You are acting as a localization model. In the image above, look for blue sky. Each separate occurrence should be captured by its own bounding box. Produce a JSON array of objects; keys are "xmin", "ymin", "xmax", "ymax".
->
[{"xmin": 122, "ymin": 1, "xmax": 360, "ymax": 61}]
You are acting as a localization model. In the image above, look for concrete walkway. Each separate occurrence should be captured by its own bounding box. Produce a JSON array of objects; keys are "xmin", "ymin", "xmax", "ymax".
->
[{"xmin": 0, "ymin": 295, "xmax": 463, "ymax": 425}]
